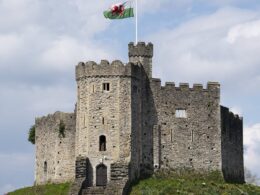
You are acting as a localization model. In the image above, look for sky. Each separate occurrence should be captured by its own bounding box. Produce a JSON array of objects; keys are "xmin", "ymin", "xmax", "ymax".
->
[{"xmin": 0, "ymin": 0, "xmax": 260, "ymax": 193}]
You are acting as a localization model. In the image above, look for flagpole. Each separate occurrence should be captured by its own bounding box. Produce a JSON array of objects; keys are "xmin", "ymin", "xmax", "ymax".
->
[{"xmin": 135, "ymin": 0, "xmax": 138, "ymax": 44}]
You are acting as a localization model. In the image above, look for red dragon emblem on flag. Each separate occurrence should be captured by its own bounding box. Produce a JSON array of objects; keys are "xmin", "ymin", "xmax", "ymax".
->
[{"xmin": 111, "ymin": 3, "xmax": 126, "ymax": 16}]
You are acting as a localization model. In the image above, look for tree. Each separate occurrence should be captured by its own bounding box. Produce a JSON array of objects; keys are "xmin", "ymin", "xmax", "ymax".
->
[{"xmin": 28, "ymin": 125, "xmax": 35, "ymax": 144}]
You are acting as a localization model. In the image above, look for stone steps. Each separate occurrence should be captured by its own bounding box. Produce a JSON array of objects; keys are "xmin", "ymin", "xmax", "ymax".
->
[{"xmin": 82, "ymin": 186, "xmax": 106, "ymax": 195}]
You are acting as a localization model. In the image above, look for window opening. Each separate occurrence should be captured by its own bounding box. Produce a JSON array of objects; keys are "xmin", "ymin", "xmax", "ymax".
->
[
  {"xmin": 175, "ymin": 109, "xmax": 187, "ymax": 118},
  {"xmin": 99, "ymin": 135, "xmax": 106, "ymax": 151},
  {"xmin": 44, "ymin": 161, "xmax": 47, "ymax": 173},
  {"xmin": 171, "ymin": 129, "xmax": 173, "ymax": 142},
  {"xmin": 191, "ymin": 130, "xmax": 194, "ymax": 142},
  {"xmin": 103, "ymin": 83, "xmax": 110, "ymax": 91}
]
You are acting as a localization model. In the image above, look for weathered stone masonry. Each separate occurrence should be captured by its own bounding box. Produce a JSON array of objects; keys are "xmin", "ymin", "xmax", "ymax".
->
[{"xmin": 35, "ymin": 42, "xmax": 245, "ymax": 194}]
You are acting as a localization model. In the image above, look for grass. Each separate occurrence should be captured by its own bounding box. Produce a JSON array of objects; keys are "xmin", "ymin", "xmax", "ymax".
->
[
  {"xmin": 7, "ymin": 183, "xmax": 70, "ymax": 195},
  {"xmin": 7, "ymin": 171, "xmax": 260, "ymax": 195},
  {"xmin": 130, "ymin": 170, "xmax": 260, "ymax": 195}
]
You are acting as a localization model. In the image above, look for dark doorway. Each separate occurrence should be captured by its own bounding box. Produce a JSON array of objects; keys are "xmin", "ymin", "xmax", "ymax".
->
[{"xmin": 96, "ymin": 164, "xmax": 107, "ymax": 186}]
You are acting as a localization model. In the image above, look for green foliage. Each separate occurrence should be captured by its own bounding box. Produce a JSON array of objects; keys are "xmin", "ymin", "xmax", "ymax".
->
[
  {"xmin": 130, "ymin": 170, "xmax": 260, "ymax": 195},
  {"xmin": 28, "ymin": 125, "xmax": 35, "ymax": 145},
  {"xmin": 58, "ymin": 120, "xmax": 66, "ymax": 138},
  {"xmin": 7, "ymin": 183, "xmax": 70, "ymax": 195}
]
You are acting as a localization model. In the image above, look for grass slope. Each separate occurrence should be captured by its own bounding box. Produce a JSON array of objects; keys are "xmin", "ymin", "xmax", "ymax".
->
[
  {"xmin": 7, "ymin": 183, "xmax": 70, "ymax": 195},
  {"xmin": 130, "ymin": 171, "xmax": 260, "ymax": 195}
]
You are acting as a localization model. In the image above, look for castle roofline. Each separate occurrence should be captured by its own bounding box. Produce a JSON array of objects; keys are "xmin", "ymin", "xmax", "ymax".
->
[{"xmin": 75, "ymin": 60, "xmax": 142, "ymax": 81}]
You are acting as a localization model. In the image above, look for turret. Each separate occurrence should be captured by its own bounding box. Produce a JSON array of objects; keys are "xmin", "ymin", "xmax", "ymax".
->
[{"xmin": 128, "ymin": 42, "xmax": 153, "ymax": 78}]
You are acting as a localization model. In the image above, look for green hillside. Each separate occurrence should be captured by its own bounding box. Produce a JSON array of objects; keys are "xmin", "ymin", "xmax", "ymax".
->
[
  {"xmin": 7, "ymin": 183, "xmax": 70, "ymax": 195},
  {"xmin": 7, "ymin": 172, "xmax": 260, "ymax": 195},
  {"xmin": 130, "ymin": 171, "xmax": 260, "ymax": 195}
]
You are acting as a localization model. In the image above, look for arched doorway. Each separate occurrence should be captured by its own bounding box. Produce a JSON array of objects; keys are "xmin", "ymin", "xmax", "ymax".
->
[{"xmin": 96, "ymin": 164, "xmax": 107, "ymax": 186}]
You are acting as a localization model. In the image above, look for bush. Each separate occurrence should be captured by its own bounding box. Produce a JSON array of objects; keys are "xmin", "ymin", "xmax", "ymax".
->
[
  {"xmin": 28, "ymin": 125, "xmax": 35, "ymax": 144},
  {"xmin": 58, "ymin": 120, "xmax": 66, "ymax": 138}
]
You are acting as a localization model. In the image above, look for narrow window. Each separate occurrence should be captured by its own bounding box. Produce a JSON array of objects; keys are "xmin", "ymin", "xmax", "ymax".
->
[
  {"xmin": 175, "ymin": 109, "xmax": 187, "ymax": 118},
  {"xmin": 102, "ymin": 117, "xmax": 105, "ymax": 125},
  {"xmin": 92, "ymin": 85, "xmax": 95, "ymax": 93},
  {"xmin": 99, "ymin": 135, "xmax": 106, "ymax": 151},
  {"xmin": 44, "ymin": 161, "xmax": 47, "ymax": 173},
  {"xmin": 171, "ymin": 129, "xmax": 173, "ymax": 142},
  {"xmin": 103, "ymin": 83, "xmax": 110, "ymax": 91},
  {"xmin": 191, "ymin": 130, "xmax": 194, "ymax": 142}
]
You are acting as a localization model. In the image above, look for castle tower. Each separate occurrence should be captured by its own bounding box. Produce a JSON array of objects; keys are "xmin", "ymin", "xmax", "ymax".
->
[
  {"xmin": 128, "ymin": 42, "xmax": 153, "ymax": 78},
  {"xmin": 74, "ymin": 59, "xmax": 142, "ymax": 187}
]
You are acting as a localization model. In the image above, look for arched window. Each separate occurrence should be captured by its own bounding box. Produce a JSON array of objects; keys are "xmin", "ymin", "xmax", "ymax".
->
[
  {"xmin": 99, "ymin": 135, "xmax": 106, "ymax": 151},
  {"xmin": 44, "ymin": 161, "xmax": 47, "ymax": 173}
]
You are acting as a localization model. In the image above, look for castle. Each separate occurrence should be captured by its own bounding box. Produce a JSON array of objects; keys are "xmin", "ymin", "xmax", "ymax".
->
[{"xmin": 35, "ymin": 42, "xmax": 244, "ymax": 194}]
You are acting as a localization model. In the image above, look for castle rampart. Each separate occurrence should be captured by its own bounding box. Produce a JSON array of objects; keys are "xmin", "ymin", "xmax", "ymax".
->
[
  {"xmin": 35, "ymin": 112, "xmax": 76, "ymax": 184},
  {"xmin": 149, "ymin": 79, "xmax": 222, "ymax": 171}
]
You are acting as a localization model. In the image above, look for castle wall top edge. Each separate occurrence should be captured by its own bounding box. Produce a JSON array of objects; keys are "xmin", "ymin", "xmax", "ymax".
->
[
  {"xmin": 152, "ymin": 79, "xmax": 220, "ymax": 91},
  {"xmin": 75, "ymin": 60, "xmax": 142, "ymax": 80},
  {"xmin": 128, "ymin": 42, "xmax": 153, "ymax": 57},
  {"xmin": 35, "ymin": 111, "xmax": 75, "ymax": 123},
  {"xmin": 221, "ymin": 105, "xmax": 242, "ymax": 120}
]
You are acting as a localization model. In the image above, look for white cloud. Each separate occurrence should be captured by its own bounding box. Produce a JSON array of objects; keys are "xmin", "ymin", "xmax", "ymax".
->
[
  {"xmin": 244, "ymin": 124, "xmax": 260, "ymax": 177},
  {"xmin": 40, "ymin": 36, "xmax": 115, "ymax": 71},
  {"xmin": 0, "ymin": 33, "xmax": 22, "ymax": 59},
  {"xmin": 227, "ymin": 19, "xmax": 260, "ymax": 43},
  {"xmin": 148, "ymin": 7, "xmax": 260, "ymax": 90}
]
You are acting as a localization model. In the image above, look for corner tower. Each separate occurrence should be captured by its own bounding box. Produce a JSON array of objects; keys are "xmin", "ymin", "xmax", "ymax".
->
[{"xmin": 128, "ymin": 42, "xmax": 153, "ymax": 78}]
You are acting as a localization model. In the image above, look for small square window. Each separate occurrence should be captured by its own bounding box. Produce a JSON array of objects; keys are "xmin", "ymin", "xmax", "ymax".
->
[
  {"xmin": 103, "ymin": 83, "xmax": 110, "ymax": 91},
  {"xmin": 176, "ymin": 109, "xmax": 187, "ymax": 118}
]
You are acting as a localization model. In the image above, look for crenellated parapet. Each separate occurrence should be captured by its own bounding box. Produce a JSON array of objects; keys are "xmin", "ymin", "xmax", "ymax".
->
[
  {"xmin": 75, "ymin": 60, "xmax": 142, "ymax": 81},
  {"xmin": 151, "ymin": 79, "xmax": 220, "ymax": 92},
  {"xmin": 128, "ymin": 42, "xmax": 153, "ymax": 57}
]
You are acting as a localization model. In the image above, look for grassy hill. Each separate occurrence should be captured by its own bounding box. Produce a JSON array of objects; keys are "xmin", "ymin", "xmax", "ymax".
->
[
  {"xmin": 7, "ymin": 172, "xmax": 260, "ymax": 195},
  {"xmin": 7, "ymin": 183, "xmax": 70, "ymax": 195},
  {"xmin": 130, "ymin": 171, "xmax": 260, "ymax": 195}
]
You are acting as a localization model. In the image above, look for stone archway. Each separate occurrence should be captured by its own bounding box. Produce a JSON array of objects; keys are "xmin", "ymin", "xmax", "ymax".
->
[{"xmin": 96, "ymin": 164, "xmax": 107, "ymax": 186}]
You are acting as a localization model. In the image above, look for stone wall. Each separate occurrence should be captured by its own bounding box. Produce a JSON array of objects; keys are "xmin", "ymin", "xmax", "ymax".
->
[
  {"xmin": 75, "ymin": 59, "xmax": 142, "ymax": 186},
  {"xmin": 35, "ymin": 111, "xmax": 76, "ymax": 184},
  {"xmin": 221, "ymin": 106, "xmax": 244, "ymax": 183},
  {"xmin": 150, "ymin": 81, "xmax": 222, "ymax": 171}
]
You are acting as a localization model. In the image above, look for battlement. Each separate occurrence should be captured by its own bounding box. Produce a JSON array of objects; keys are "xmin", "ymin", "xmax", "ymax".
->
[
  {"xmin": 152, "ymin": 79, "xmax": 220, "ymax": 92},
  {"xmin": 75, "ymin": 60, "xmax": 142, "ymax": 81},
  {"xmin": 128, "ymin": 42, "xmax": 153, "ymax": 57},
  {"xmin": 36, "ymin": 111, "xmax": 76, "ymax": 129},
  {"xmin": 229, "ymin": 110, "xmax": 243, "ymax": 121}
]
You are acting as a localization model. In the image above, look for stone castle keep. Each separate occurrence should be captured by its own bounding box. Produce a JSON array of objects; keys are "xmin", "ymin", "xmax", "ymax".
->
[{"xmin": 35, "ymin": 42, "xmax": 244, "ymax": 194}]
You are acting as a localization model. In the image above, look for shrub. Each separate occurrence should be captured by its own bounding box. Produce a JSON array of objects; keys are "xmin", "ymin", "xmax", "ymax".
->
[
  {"xmin": 28, "ymin": 125, "xmax": 35, "ymax": 144},
  {"xmin": 58, "ymin": 120, "xmax": 66, "ymax": 138}
]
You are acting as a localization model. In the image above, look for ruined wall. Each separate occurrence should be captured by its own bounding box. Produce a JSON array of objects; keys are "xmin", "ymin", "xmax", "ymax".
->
[
  {"xmin": 221, "ymin": 106, "xmax": 244, "ymax": 183},
  {"xmin": 75, "ymin": 60, "xmax": 142, "ymax": 186},
  {"xmin": 35, "ymin": 112, "xmax": 76, "ymax": 184},
  {"xmin": 151, "ymin": 81, "xmax": 222, "ymax": 172}
]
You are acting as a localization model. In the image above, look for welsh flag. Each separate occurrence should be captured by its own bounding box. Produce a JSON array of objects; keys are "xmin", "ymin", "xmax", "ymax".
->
[{"xmin": 104, "ymin": 2, "xmax": 134, "ymax": 19}]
